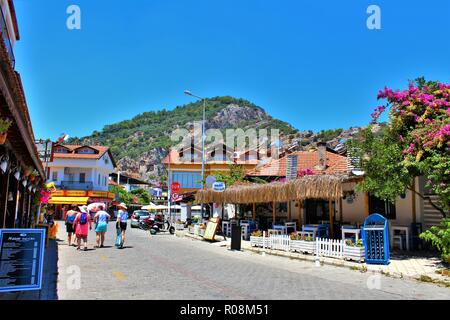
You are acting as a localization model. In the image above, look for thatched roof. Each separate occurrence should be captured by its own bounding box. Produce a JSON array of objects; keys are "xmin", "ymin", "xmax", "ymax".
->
[{"xmin": 196, "ymin": 174, "xmax": 352, "ymax": 204}]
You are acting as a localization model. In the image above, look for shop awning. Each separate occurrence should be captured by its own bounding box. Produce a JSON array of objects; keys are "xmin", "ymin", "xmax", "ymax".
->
[{"xmin": 48, "ymin": 196, "xmax": 90, "ymax": 205}]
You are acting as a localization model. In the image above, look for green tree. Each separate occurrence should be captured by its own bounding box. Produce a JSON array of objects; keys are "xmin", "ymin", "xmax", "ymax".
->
[
  {"xmin": 348, "ymin": 78, "xmax": 450, "ymax": 217},
  {"xmin": 420, "ymin": 219, "xmax": 450, "ymax": 263},
  {"xmin": 130, "ymin": 188, "xmax": 151, "ymax": 204}
]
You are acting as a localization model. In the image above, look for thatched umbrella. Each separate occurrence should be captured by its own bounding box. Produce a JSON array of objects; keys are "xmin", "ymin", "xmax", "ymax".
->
[{"xmin": 195, "ymin": 174, "xmax": 349, "ymax": 204}]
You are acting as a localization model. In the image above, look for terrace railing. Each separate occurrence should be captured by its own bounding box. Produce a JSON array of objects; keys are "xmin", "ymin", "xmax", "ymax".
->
[
  {"xmin": 0, "ymin": 7, "xmax": 15, "ymax": 68},
  {"xmin": 61, "ymin": 181, "xmax": 94, "ymax": 190}
]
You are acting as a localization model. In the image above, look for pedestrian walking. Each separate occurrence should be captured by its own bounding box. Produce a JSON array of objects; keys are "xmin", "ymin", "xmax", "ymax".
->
[
  {"xmin": 73, "ymin": 205, "xmax": 92, "ymax": 251},
  {"xmin": 64, "ymin": 205, "xmax": 78, "ymax": 246},
  {"xmin": 115, "ymin": 203, "xmax": 128, "ymax": 249},
  {"xmin": 94, "ymin": 204, "xmax": 110, "ymax": 248}
]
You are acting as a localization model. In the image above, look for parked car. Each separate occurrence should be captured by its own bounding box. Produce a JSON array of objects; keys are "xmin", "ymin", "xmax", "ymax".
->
[{"xmin": 130, "ymin": 210, "xmax": 150, "ymax": 228}]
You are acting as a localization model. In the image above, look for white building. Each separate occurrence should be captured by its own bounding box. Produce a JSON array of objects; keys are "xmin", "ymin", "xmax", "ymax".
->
[
  {"xmin": 48, "ymin": 144, "xmax": 115, "ymax": 191},
  {"xmin": 46, "ymin": 144, "xmax": 117, "ymax": 209}
]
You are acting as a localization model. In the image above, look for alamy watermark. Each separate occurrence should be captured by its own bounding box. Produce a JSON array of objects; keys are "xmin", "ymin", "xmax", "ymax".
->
[
  {"xmin": 366, "ymin": 5, "xmax": 381, "ymax": 30},
  {"xmin": 66, "ymin": 265, "xmax": 81, "ymax": 290},
  {"xmin": 170, "ymin": 122, "xmax": 281, "ymax": 163},
  {"xmin": 66, "ymin": 5, "xmax": 81, "ymax": 30}
]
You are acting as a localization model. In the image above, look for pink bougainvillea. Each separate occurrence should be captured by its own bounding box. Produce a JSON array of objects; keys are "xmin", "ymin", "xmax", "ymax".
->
[
  {"xmin": 370, "ymin": 79, "xmax": 450, "ymax": 211},
  {"xmin": 297, "ymin": 168, "xmax": 315, "ymax": 177}
]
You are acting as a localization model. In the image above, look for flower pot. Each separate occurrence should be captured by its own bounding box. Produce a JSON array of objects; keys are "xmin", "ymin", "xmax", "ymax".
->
[
  {"xmin": 291, "ymin": 240, "xmax": 316, "ymax": 254},
  {"xmin": 175, "ymin": 223, "xmax": 184, "ymax": 230},
  {"xmin": 0, "ymin": 133, "xmax": 7, "ymax": 145},
  {"xmin": 250, "ymin": 236, "xmax": 269, "ymax": 248},
  {"xmin": 343, "ymin": 245, "xmax": 365, "ymax": 262}
]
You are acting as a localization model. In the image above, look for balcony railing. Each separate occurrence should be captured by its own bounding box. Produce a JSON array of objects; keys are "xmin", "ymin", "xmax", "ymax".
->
[
  {"xmin": 0, "ymin": 8, "xmax": 15, "ymax": 68},
  {"xmin": 61, "ymin": 181, "xmax": 94, "ymax": 190}
]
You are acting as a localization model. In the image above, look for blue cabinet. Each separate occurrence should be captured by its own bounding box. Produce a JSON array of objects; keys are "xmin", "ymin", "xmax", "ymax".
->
[{"xmin": 363, "ymin": 214, "xmax": 390, "ymax": 265}]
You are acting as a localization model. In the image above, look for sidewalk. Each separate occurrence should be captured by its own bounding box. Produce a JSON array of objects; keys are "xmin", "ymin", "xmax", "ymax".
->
[
  {"xmin": 0, "ymin": 238, "xmax": 59, "ymax": 300},
  {"xmin": 178, "ymin": 230, "xmax": 450, "ymax": 287}
]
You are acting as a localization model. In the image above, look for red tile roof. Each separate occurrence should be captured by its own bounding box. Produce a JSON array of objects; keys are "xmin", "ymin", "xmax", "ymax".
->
[
  {"xmin": 162, "ymin": 149, "xmax": 258, "ymax": 165},
  {"xmin": 52, "ymin": 144, "xmax": 116, "ymax": 167},
  {"xmin": 246, "ymin": 150, "xmax": 349, "ymax": 177}
]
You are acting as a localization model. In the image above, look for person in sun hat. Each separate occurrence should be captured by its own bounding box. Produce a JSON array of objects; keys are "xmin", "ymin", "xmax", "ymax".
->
[
  {"xmin": 115, "ymin": 203, "xmax": 128, "ymax": 249},
  {"xmin": 73, "ymin": 205, "xmax": 92, "ymax": 251}
]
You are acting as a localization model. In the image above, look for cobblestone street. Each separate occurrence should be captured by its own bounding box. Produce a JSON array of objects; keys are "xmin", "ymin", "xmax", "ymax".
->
[{"xmin": 55, "ymin": 221, "xmax": 449, "ymax": 300}]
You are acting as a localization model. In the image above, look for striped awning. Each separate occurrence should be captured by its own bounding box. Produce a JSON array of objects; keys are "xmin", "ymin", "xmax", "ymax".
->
[{"xmin": 48, "ymin": 196, "xmax": 89, "ymax": 205}]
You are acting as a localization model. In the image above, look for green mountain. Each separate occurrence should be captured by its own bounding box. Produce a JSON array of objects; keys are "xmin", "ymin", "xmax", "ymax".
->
[{"xmin": 69, "ymin": 96, "xmax": 298, "ymax": 182}]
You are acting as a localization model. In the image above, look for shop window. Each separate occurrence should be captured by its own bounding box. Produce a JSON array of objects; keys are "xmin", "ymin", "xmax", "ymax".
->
[
  {"xmin": 304, "ymin": 200, "xmax": 336, "ymax": 224},
  {"xmin": 52, "ymin": 171, "xmax": 58, "ymax": 181},
  {"xmin": 76, "ymin": 147, "xmax": 96, "ymax": 154},
  {"xmin": 54, "ymin": 147, "xmax": 69, "ymax": 153},
  {"xmin": 369, "ymin": 195, "xmax": 396, "ymax": 220}
]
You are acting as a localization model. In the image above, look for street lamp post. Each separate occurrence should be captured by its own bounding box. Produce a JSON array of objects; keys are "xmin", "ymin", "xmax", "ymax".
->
[{"xmin": 184, "ymin": 90, "xmax": 206, "ymax": 219}]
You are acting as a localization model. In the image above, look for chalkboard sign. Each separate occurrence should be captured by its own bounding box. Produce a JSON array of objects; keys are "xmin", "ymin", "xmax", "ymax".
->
[
  {"xmin": 0, "ymin": 229, "xmax": 46, "ymax": 292},
  {"xmin": 203, "ymin": 217, "xmax": 220, "ymax": 241}
]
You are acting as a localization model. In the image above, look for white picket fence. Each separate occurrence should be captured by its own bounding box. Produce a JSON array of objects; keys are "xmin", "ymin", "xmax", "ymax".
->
[
  {"xmin": 269, "ymin": 235, "xmax": 291, "ymax": 251},
  {"xmin": 250, "ymin": 235, "xmax": 364, "ymax": 262},
  {"xmin": 315, "ymin": 237, "xmax": 343, "ymax": 259}
]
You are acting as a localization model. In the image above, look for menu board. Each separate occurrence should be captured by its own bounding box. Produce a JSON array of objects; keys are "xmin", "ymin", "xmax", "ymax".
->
[
  {"xmin": 203, "ymin": 217, "xmax": 220, "ymax": 241},
  {"xmin": 0, "ymin": 229, "xmax": 45, "ymax": 292}
]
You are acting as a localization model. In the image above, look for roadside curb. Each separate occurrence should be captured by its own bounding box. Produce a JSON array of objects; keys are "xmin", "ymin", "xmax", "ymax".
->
[{"xmin": 176, "ymin": 230, "xmax": 450, "ymax": 288}]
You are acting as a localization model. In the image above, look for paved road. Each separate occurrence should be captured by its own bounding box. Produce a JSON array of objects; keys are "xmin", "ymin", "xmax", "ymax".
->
[{"xmin": 56, "ymin": 221, "xmax": 450, "ymax": 300}]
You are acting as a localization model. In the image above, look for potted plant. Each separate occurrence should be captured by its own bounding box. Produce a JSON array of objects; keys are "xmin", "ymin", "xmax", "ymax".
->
[
  {"xmin": 250, "ymin": 230, "xmax": 265, "ymax": 247},
  {"xmin": 290, "ymin": 232, "xmax": 316, "ymax": 254},
  {"xmin": 0, "ymin": 118, "xmax": 12, "ymax": 145},
  {"xmin": 199, "ymin": 223, "xmax": 206, "ymax": 237},
  {"xmin": 29, "ymin": 169, "xmax": 39, "ymax": 182},
  {"xmin": 175, "ymin": 219, "xmax": 185, "ymax": 230},
  {"xmin": 343, "ymin": 239, "xmax": 365, "ymax": 262}
]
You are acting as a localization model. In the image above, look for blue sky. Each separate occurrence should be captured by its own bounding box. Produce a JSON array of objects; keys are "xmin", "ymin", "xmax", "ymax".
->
[{"xmin": 13, "ymin": 0, "xmax": 450, "ymax": 140}]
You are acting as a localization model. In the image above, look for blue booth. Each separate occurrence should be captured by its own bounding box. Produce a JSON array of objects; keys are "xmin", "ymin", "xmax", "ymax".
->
[{"xmin": 363, "ymin": 213, "xmax": 390, "ymax": 265}]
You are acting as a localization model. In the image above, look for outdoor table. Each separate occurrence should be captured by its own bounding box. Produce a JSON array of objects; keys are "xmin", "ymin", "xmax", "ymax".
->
[
  {"xmin": 390, "ymin": 225, "xmax": 410, "ymax": 250},
  {"xmin": 341, "ymin": 227, "xmax": 360, "ymax": 241}
]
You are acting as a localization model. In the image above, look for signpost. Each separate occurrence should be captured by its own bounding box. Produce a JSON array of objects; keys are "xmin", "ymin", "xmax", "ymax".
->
[
  {"xmin": 203, "ymin": 217, "xmax": 220, "ymax": 241},
  {"xmin": 212, "ymin": 181, "xmax": 226, "ymax": 192},
  {"xmin": 0, "ymin": 229, "xmax": 46, "ymax": 292},
  {"xmin": 171, "ymin": 182, "xmax": 180, "ymax": 193}
]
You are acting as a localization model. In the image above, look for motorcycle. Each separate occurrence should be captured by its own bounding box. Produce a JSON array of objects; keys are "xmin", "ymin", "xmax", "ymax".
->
[{"xmin": 140, "ymin": 213, "xmax": 175, "ymax": 235}]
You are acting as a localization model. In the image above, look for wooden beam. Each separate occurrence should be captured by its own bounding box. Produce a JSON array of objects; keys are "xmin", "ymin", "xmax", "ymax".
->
[
  {"xmin": 298, "ymin": 200, "xmax": 303, "ymax": 227},
  {"xmin": 287, "ymin": 201, "xmax": 291, "ymax": 220},
  {"xmin": 0, "ymin": 170, "xmax": 10, "ymax": 228},
  {"xmin": 364, "ymin": 193, "xmax": 370, "ymax": 217},
  {"xmin": 339, "ymin": 198, "xmax": 343, "ymax": 223},
  {"xmin": 411, "ymin": 180, "xmax": 416, "ymax": 223},
  {"xmin": 272, "ymin": 201, "xmax": 276, "ymax": 225},
  {"xmin": 329, "ymin": 199, "xmax": 334, "ymax": 238},
  {"xmin": 252, "ymin": 203, "xmax": 256, "ymax": 220}
]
